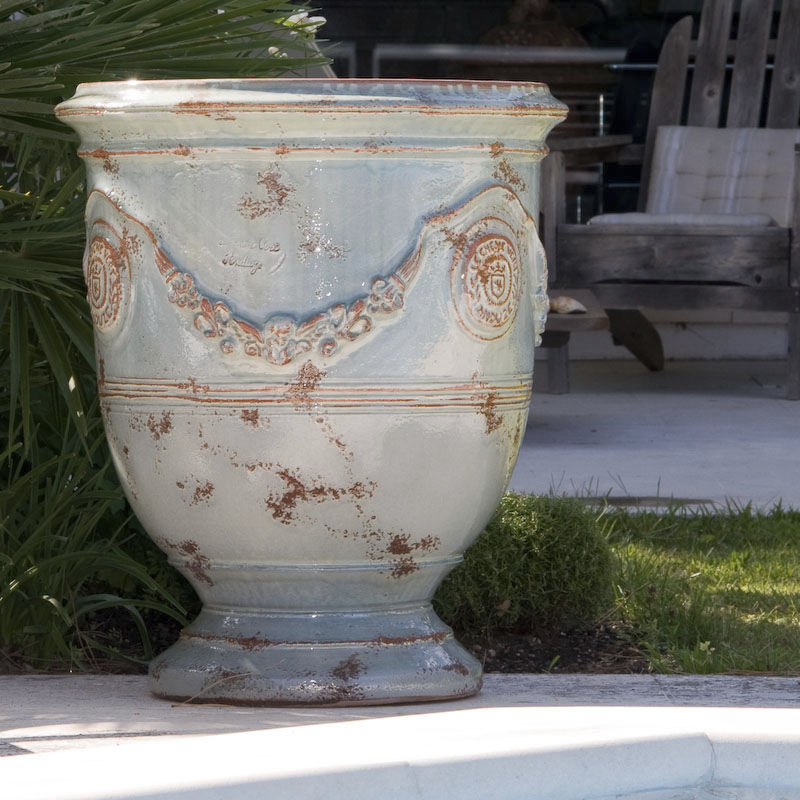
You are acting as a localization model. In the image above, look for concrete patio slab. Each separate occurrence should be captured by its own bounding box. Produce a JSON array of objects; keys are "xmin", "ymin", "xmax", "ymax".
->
[
  {"xmin": 512, "ymin": 359, "xmax": 799, "ymax": 510},
  {"xmin": 2, "ymin": 674, "xmax": 800, "ymax": 800}
]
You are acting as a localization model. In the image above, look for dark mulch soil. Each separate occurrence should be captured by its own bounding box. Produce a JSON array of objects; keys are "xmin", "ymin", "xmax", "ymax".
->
[
  {"xmin": 460, "ymin": 624, "xmax": 652, "ymax": 674},
  {"xmin": 1, "ymin": 615, "xmax": 652, "ymax": 675}
]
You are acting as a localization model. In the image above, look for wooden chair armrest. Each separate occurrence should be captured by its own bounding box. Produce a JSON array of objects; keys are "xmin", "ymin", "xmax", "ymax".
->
[{"xmin": 549, "ymin": 134, "xmax": 636, "ymax": 167}]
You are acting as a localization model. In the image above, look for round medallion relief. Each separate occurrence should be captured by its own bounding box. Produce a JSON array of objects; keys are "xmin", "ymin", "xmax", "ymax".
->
[
  {"xmin": 86, "ymin": 235, "xmax": 129, "ymax": 334},
  {"xmin": 451, "ymin": 224, "xmax": 521, "ymax": 340}
]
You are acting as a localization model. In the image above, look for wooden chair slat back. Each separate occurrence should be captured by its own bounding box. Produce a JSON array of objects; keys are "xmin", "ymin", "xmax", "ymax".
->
[
  {"xmin": 767, "ymin": 0, "xmax": 800, "ymax": 128},
  {"xmin": 686, "ymin": 0, "xmax": 734, "ymax": 127},
  {"xmin": 727, "ymin": 0, "xmax": 772, "ymax": 127},
  {"xmin": 637, "ymin": 15, "xmax": 692, "ymax": 210}
]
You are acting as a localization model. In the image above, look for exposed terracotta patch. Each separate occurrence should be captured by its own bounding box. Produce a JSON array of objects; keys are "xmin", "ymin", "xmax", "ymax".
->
[
  {"xmin": 122, "ymin": 446, "xmax": 129, "ymax": 456},
  {"xmin": 441, "ymin": 226, "xmax": 469, "ymax": 252},
  {"xmin": 286, "ymin": 360, "xmax": 325, "ymax": 408},
  {"xmin": 493, "ymin": 157, "xmax": 526, "ymax": 191},
  {"xmin": 163, "ymin": 538, "xmax": 214, "ymax": 586},
  {"xmin": 172, "ymin": 144, "xmax": 191, "ymax": 156},
  {"xmin": 489, "ymin": 141, "xmax": 504, "ymax": 157},
  {"xmin": 177, "ymin": 377, "xmax": 210, "ymax": 394},
  {"xmin": 390, "ymin": 557, "xmax": 420, "ymax": 578},
  {"xmin": 174, "ymin": 101, "xmax": 235, "ymax": 121},
  {"xmin": 146, "ymin": 411, "xmax": 173, "ymax": 440},
  {"xmin": 275, "ymin": 143, "xmax": 290, "ymax": 155},
  {"xmin": 240, "ymin": 408, "xmax": 259, "ymax": 427},
  {"xmin": 331, "ymin": 654, "xmax": 365, "ymax": 683},
  {"xmin": 97, "ymin": 358, "xmax": 105, "ymax": 384},
  {"xmin": 237, "ymin": 168, "xmax": 293, "ymax": 219},
  {"xmin": 175, "ymin": 481, "xmax": 185, "ymax": 489},
  {"xmin": 265, "ymin": 468, "xmax": 376, "ymax": 524},
  {"xmin": 387, "ymin": 533, "xmax": 441, "ymax": 556},
  {"xmin": 372, "ymin": 631, "xmax": 448, "ymax": 646},
  {"xmin": 190, "ymin": 480, "xmax": 214, "ymax": 506},
  {"xmin": 441, "ymin": 662, "xmax": 470, "ymax": 676},
  {"xmin": 86, "ymin": 147, "xmax": 119, "ymax": 174},
  {"xmin": 478, "ymin": 390, "xmax": 503, "ymax": 434}
]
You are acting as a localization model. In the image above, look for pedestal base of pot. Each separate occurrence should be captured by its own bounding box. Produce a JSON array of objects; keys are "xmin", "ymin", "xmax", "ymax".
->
[{"xmin": 149, "ymin": 606, "xmax": 482, "ymax": 706}]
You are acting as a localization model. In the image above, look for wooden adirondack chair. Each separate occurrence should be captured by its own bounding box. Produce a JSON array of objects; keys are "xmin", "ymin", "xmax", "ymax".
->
[{"xmin": 541, "ymin": 0, "xmax": 800, "ymax": 399}]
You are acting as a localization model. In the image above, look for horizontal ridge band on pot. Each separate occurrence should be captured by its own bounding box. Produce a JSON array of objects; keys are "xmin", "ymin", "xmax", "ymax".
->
[{"xmin": 99, "ymin": 376, "xmax": 533, "ymax": 411}]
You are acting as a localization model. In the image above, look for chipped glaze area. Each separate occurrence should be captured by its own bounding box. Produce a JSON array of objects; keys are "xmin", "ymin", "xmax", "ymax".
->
[{"xmin": 59, "ymin": 78, "xmax": 563, "ymax": 706}]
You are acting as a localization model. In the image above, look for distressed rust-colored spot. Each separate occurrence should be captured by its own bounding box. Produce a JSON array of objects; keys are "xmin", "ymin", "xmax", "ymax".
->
[
  {"xmin": 390, "ymin": 557, "xmax": 420, "ymax": 578},
  {"xmin": 387, "ymin": 534, "xmax": 413, "ymax": 555},
  {"xmin": 286, "ymin": 360, "xmax": 325, "ymax": 408},
  {"xmin": 86, "ymin": 147, "xmax": 119, "ymax": 174},
  {"xmin": 386, "ymin": 533, "xmax": 441, "ymax": 556},
  {"xmin": 177, "ymin": 377, "xmax": 210, "ymax": 394},
  {"xmin": 146, "ymin": 411, "xmax": 173, "ymax": 440},
  {"xmin": 331, "ymin": 654, "xmax": 365, "ymax": 682},
  {"xmin": 493, "ymin": 157, "xmax": 526, "ymax": 191},
  {"xmin": 240, "ymin": 408, "xmax": 259, "ymax": 427},
  {"xmin": 372, "ymin": 631, "xmax": 448, "ymax": 646},
  {"xmin": 175, "ymin": 101, "xmax": 235, "ymax": 120},
  {"xmin": 489, "ymin": 141, "xmax": 504, "ymax": 158},
  {"xmin": 478, "ymin": 390, "xmax": 503, "ymax": 434},
  {"xmin": 237, "ymin": 168, "xmax": 294, "ymax": 219},
  {"xmin": 441, "ymin": 662, "xmax": 470, "ymax": 676},
  {"xmin": 97, "ymin": 358, "xmax": 105, "ymax": 384},
  {"xmin": 165, "ymin": 538, "xmax": 214, "ymax": 586},
  {"xmin": 442, "ymin": 226, "xmax": 470, "ymax": 252},
  {"xmin": 191, "ymin": 480, "xmax": 214, "ymax": 506},
  {"xmin": 176, "ymin": 481, "xmax": 185, "ymax": 489},
  {"xmin": 122, "ymin": 445, "xmax": 129, "ymax": 455},
  {"xmin": 172, "ymin": 144, "xmax": 191, "ymax": 156},
  {"xmin": 264, "ymin": 468, "xmax": 376, "ymax": 524},
  {"xmin": 275, "ymin": 143, "xmax": 290, "ymax": 155}
]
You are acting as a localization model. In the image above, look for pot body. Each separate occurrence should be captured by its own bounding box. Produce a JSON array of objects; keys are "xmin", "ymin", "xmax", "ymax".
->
[{"xmin": 57, "ymin": 79, "xmax": 565, "ymax": 705}]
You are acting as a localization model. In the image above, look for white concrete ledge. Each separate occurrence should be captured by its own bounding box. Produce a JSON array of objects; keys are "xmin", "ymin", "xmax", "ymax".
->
[{"xmin": 3, "ymin": 674, "xmax": 800, "ymax": 800}]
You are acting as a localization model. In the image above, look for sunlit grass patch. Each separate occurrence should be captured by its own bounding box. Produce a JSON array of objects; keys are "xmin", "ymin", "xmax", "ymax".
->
[{"xmin": 607, "ymin": 504, "xmax": 800, "ymax": 674}]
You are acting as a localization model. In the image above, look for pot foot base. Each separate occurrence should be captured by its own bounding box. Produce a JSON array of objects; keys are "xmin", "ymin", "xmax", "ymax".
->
[{"xmin": 149, "ymin": 606, "xmax": 482, "ymax": 706}]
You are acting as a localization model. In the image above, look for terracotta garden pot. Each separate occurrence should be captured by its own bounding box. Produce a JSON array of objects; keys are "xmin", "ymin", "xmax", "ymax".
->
[{"xmin": 56, "ymin": 79, "xmax": 565, "ymax": 705}]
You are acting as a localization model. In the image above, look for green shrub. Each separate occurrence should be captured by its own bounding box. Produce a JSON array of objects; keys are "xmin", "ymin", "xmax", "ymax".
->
[
  {"xmin": 434, "ymin": 493, "xmax": 615, "ymax": 639},
  {"xmin": 0, "ymin": 1, "xmax": 327, "ymax": 671}
]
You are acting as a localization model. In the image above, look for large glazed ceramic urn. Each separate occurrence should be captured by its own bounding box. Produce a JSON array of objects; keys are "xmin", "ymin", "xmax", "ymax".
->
[{"xmin": 56, "ymin": 79, "xmax": 566, "ymax": 705}]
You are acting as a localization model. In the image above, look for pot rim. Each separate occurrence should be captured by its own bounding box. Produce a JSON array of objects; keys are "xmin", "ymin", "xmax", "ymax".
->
[{"xmin": 55, "ymin": 77, "xmax": 568, "ymax": 118}]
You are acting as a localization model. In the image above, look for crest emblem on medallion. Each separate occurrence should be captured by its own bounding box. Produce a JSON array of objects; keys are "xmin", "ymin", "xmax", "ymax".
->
[{"xmin": 451, "ymin": 219, "xmax": 522, "ymax": 340}]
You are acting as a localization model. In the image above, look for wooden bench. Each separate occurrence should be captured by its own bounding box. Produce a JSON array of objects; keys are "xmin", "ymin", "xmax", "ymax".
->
[{"xmin": 540, "ymin": 289, "xmax": 609, "ymax": 394}]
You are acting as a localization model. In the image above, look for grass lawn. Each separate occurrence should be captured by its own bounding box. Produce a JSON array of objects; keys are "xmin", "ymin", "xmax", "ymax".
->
[
  {"xmin": 606, "ymin": 504, "xmax": 800, "ymax": 674},
  {"xmin": 435, "ymin": 495, "xmax": 800, "ymax": 676}
]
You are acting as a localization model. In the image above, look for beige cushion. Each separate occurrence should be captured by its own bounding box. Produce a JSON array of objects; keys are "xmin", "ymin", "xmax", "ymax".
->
[{"xmin": 588, "ymin": 126, "xmax": 800, "ymax": 228}]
